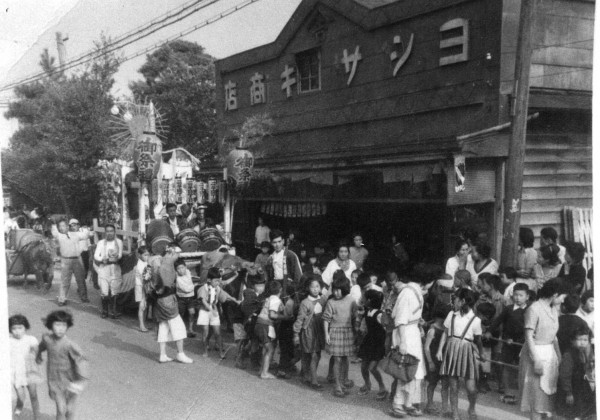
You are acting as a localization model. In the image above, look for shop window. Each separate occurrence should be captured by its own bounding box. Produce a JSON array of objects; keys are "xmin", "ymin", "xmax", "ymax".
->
[{"xmin": 296, "ymin": 49, "xmax": 321, "ymax": 92}]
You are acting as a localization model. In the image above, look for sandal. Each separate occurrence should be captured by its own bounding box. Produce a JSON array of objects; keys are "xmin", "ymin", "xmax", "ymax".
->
[
  {"xmin": 343, "ymin": 379, "xmax": 355, "ymax": 389},
  {"xmin": 501, "ymin": 395, "xmax": 517, "ymax": 405},
  {"xmin": 388, "ymin": 408, "xmax": 406, "ymax": 418},
  {"xmin": 358, "ymin": 385, "xmax": 371, "ymax": 396},
  {"xmin": 404, "ymin": 406, "xmax": 423, "ymax": 417},
  {"xmin": 309, "ymin": 382, "xmax": 323, "ymax": 390},
  {"xmin": 376, "ymin": 390, "xmax": 389, "ymax": 400},
  {"xmin": 333, "ymin": 389, "xmax": 346, "ymax": 398},
  {"xmin": 468, "ymin": 411, "xmax": 478, "ymax": 420}
]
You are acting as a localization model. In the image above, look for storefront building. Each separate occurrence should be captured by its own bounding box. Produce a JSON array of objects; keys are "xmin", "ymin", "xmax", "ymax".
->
[{"xmin": 214, "ymin": 0, "xmax": 592, "ymax": 267}]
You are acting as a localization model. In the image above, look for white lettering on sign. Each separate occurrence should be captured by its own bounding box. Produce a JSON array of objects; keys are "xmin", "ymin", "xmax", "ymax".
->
[
  {"xmin": 250, "ymin": 72, "xmax": 266, "ymax": 105},
  {"xmin": 341, "ymin": 46, "xmax": 362, "ymax": 86},
  {"xmin": 281, "ymin": 65, "xmax": 297, "ymax": 98},
  {"xmin": 390, "ymin": 33, "xmax": 414, "ymax": 77},
  {"xmin": 224, "ymin": 80, "xmax": 238, "ymax": 110},
  {"xmin": 439, "ymin": 18, "xmax": 469, "ymax": 66}
]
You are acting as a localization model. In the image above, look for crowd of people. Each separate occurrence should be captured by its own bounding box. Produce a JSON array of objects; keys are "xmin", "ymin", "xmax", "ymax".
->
[{"xmin": 8, "ymin": 209, "xmax": 597, "ymax": 420}]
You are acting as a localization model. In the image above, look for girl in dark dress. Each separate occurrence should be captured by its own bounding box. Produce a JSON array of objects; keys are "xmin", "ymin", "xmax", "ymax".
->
[
  {"xmin": 559, "ymin": 242, "xmax": 587, "ymax": 294},
  {"xmin": 357, "ymin": 289, "xmax": 388, "ymax": 400}
]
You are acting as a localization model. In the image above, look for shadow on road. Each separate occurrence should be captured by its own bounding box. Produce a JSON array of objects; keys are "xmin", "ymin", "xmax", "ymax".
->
[{"xmin": 91, "ymin": 331, "xmax": 158, "ymax": 362}]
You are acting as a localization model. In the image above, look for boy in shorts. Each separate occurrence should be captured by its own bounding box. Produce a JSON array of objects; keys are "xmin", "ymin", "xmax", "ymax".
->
[
  {"xmin": 175, "ymin": 258, "xmax": 197, "ymax": 338},
  {"xmin": 197, "ymin": 267, "xmax": 240, "ymax": 359}
]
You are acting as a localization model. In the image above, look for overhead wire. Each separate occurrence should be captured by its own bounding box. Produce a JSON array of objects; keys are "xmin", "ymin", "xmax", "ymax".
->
[{"xmin": 0, "ymin": 0, "xmax": 223, "ymax": 93}]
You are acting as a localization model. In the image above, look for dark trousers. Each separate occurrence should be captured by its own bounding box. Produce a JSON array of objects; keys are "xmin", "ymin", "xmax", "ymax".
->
[
  {"xmin": 278, "ymin": 320, "xmax": 296, "ymax": 371},
  {"xmin": 81, "ymin": 251, "xmax": 90, "ymax": 276}
]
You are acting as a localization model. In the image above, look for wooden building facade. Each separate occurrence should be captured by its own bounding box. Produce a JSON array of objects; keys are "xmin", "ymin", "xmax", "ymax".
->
[{"xmin": 214, "ymin": 0, "xmax": 593, "ymax": 265}]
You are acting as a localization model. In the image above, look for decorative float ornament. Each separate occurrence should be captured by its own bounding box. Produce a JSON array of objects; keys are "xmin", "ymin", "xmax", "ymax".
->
[
  {"xmin": 187, "ymin": 179, "xmax": 195, "ymax": 203},
  {"xmin": 175, "ymin": 174, "xmax": 183, "ymax": 204},
  {"xmin": 226, "ymin": 147, "xmax": 254, "ymax": 187},
  {"xmin": 109, "ymin": 98, "xmax": 167, "ymax": 161},
  {"xmin": 196, "ymin": 180, "xmax": 206, "ymax": 204},
  {"xmin": 207, "ymin": 177, "xmax": 218, "ymax": 203},
  {"xmin": 133, "ymin": 102, "xmax": 162, "ymax": 182}
]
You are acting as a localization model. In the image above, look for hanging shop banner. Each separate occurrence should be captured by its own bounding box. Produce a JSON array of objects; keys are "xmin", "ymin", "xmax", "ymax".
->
[
  {"xmin": 454, "ymin": 154, "xmax": 466, "ymax": 192},
  {"xmin": 259, "ymin": 201, "xmax": 329, "ymax": 218},
  {"xmin": 226, "ymin": 147, "xmax": 254, "ymax": 186}
]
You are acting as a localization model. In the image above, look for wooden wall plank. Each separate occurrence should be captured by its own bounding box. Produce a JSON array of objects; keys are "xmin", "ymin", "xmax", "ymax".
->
[
  {"xmin": 523, "ymin": 173, "xmax": 592, "ymax": 188},
  {"xmin": 522, "ymin": 186, "xmax": 592, "ymax": 200}
]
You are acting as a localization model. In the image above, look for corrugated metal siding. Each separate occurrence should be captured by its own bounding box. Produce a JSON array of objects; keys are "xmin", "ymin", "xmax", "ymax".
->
[{"xmin": 521, "ymin": 133, "xmax": 592, "ymax": 245}]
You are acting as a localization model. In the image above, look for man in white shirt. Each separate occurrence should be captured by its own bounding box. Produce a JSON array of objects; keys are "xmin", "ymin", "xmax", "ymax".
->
[
  {"xmin": 52, "ymin": 219, "xmax": 92, "ymax": 305},
  {"xmin": 254, "ymin": 217, "xmax": 270, "ymax": 249},
  {"xmin": 94, "ymin": 224, "xmax": 124, "ymax": 318},
  {"xmin": 163, "ymin": 203, "xmax": 182, "ymax": 236}
]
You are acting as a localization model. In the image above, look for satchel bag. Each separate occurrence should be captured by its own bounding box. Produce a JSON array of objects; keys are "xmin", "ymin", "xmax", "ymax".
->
[{"xmin": 380, "ymin": 347, "xmax": 420, "ymax": 382}]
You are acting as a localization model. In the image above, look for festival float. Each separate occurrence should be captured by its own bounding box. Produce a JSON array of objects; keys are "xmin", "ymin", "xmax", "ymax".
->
[{"xmin": 97, "ymin": 100, "xmax": 232, "ymax": 267}]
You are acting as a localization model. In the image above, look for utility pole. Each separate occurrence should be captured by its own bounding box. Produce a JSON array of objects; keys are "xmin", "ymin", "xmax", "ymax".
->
[
  {"xmin": 500, "ymin": 0, "xmax": 537, "ymax": 268},
  {"xmin": 55, "ymin": 32, "xmax": 69, "ymax": 73}
]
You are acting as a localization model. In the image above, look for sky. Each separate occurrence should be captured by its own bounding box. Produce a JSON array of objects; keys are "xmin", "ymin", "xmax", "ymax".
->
[{"xmin": 0, "ymin": 0, "xmax": 302, "ymax": 146}]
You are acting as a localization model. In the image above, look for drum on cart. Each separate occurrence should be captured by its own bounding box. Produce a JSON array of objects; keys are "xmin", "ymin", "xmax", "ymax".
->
[
  {"xmin": 146, "ymin": 220, "xmax": 174, "ymax": 255},
  {"xmin": 176, "ymin": 229, "xmax": 201, "ymax": 253},
  {"xmin": 197, "ymin": 227, "xmax": 225, "ymax": 252}
]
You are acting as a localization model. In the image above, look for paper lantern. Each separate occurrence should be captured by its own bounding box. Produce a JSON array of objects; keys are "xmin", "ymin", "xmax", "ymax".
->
[
  {"xmin": 226, "ymin": 147, "xmax": 254, "ymax": 186},
  {"xmin": 207, "ymin": 177, "xmax": 218, "ymax": 203},
  {"xmin": 133, "ymin": 132, "xmax": 162, "ymax": 182}
]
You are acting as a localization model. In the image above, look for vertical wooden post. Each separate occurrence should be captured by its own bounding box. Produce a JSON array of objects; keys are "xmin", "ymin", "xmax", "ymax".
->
[
  {"xmin": 139, "ymin": 182, "xmax": 146, "ymax": 241},
  {"xmin": 500, "ymin": 0, "xmax": 537, "ymax": 269},
  {"xmin": 493, "ymin": 160, "xmax": 505, "ymax": 260}
]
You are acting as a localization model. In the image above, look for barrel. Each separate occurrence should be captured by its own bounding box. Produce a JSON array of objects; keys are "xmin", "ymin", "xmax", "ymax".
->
[
  {"xmin": 198, "ymin": 227, "xmax": 225, "ymax": 252},
  {"xmin": 146, "ymin": 220, "xmax": 174, "ymax": 255},
  {"xmin": 176, "ymin": 229, "xmax": 201, "ymax": 253}
]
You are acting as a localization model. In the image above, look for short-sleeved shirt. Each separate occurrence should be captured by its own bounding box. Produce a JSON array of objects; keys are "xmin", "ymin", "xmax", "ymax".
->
[
  {"xmin": 349, "ymin": 246, "xmax": 369, "ymax": 270},
  {"xmin": 524, "ymin": 300, "xmax": 559, "ymax": 345},
  {"xmin": 176, "ymin": 269, "xmax": 195, "ymax": 298},
  {"xmin": 466, "ymin": 258, "xmax": 499, "ymax": 286},
  {"xmin": 135, "ymin": 259, "xmax": 147, "ymax": 287},
  {"xmin": 258, "ymin": 295, "xmax": 283, "ymax": 326},
  {"xmin": 255, "ymin": 225, "xmax": 270, "ymax": 245},
  {"xmin": 197, "ymin": 284, "xmax": 229, "ymax": 311},
  {"xmin": 443, "ymin": 310, "xmax": 482, "ymax": 341}
]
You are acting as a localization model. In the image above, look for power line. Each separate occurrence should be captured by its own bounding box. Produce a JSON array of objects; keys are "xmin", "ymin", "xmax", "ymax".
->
[{"xmin": 0, "ymin": 0, "xmax": 221, "ymax": 93}]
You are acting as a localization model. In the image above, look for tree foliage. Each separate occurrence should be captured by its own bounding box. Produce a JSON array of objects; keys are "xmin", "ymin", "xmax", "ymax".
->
[
  {"xmin": 129, "ymin": 40, "xmax": 217, "ymax": 160},
  {"xmin": 3, "ymin": 37, "xmax": 120, "ymax": 218}
]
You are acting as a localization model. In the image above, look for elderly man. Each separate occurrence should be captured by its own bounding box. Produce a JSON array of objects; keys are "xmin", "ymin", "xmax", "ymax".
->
[
  {"xmin": 52, "ymin": 219, "xmax": 92, "ymax": 306},
  {"xmin": 94, "ymin": 224, "xmax": 124, "ymax": 318}
]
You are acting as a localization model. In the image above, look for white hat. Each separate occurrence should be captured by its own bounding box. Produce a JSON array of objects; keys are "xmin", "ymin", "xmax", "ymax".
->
[{"xmin": 69, "ymin": 219, "xmax": 79, "ymax": 225}]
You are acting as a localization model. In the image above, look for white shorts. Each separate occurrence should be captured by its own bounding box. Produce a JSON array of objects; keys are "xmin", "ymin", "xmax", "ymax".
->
[
  {"xmin": 135, "ymin": 284, "xmax": 144, "ymax": 303},
  {"xmin": 196, "ymin": 309, "xmax": 220, "ymax": 326},
  {"xmin": 157, "ymin": 316, "xmax": 187, "ymax": 343}
]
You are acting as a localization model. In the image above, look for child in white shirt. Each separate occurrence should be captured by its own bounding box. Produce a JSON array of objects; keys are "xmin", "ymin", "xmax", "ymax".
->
[{"xmin": 135, "ymin": 246, "xmax": 150, "ymax": 332}]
